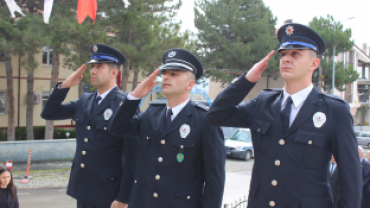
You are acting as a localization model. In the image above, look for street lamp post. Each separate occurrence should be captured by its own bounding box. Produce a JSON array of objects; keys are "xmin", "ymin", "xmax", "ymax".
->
[{"xmin": 332, "ymin": 17, "xmax": 355, "ymax": 95}]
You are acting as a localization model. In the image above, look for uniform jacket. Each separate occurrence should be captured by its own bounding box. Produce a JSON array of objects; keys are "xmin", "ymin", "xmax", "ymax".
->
[
  {"xmin": 41, "ymin": 84, "xmax": 138, "ymax": 207},
  {"xmin": 328, "ymin": 163, "xmax": 339, "ymax": 208},
  {"xmin": 361, "ymin": 159, "xmax": 370, "ymax": 208},
  {"xmin": 0, "ymin": 187, "xmax": 19, "ymax": 208},
  {"xmin": 108, "ymin": 99, "xmax": 226, "ymax": 208},
  {"xmin": 205, "ymin": 75, "xmax": 362, "ymax": 208}
]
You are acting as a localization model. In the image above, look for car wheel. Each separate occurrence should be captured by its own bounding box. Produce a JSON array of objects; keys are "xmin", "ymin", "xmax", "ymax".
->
[{"xmin": 243, "ymin": 150, "xmax": 252, "ymax": 161}]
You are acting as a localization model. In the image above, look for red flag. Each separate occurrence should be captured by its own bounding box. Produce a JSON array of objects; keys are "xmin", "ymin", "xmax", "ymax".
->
[
  {"xmin": 77, "ymin": 0, "xmax": 97, "ymax": 24},
  {"xmin": 116, "ymin": 70, "xmax": 122, "ymax": 89}
]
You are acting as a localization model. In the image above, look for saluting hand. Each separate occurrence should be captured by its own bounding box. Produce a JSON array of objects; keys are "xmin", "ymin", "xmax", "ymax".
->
[
  {"xmin": 110, "ymin": 200, "xmax": 128, "ymax": 208},
  {"xmin": 245, "ymin": 50, "xmax": 275, "ymax": 83},
  {"xmin": 130, "ymin": 69, "xmax": 159, "ymax": 98},
  {"xmin": 60, "ymin": 64, "xmax": 87, "ymax": 88}
]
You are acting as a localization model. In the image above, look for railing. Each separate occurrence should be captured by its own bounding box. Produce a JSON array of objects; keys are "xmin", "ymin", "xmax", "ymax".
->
[
  {"xmin": 223, "ymin": 196, "xmax": 248, "ymax": 208},
  {"xmin": 358, "ymin": 93, "xmax": 370, "ymax": 103}
]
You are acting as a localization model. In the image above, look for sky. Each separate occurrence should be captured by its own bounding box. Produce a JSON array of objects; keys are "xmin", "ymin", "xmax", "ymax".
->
[{"xmin": 176, "ymin": 0, "xmax": 370, "ymax": 48}]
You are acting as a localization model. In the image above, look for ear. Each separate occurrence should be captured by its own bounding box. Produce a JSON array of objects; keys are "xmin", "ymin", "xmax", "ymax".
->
[
  {"xmin": 187, "ymin": 79, "xmax": 195, "ymax": 90},
  {"xmin": 111, "ymin": 68, "xmax": 118, "ymax": 78},
  {"xmin": 309, "ymin": 57, "xmax": 320, "ymax": 73}
]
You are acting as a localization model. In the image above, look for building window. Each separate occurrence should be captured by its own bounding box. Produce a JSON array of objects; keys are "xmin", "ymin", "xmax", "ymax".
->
[
  {"xmin": 0, "ymin": 91, "xmax": 6, "ymax": 114},
  {"xmin": 0, "ymin": 52, "xmax": 5, "ymax": 62},
  {"xmin": 42, "ymin": 47, "xmax": 53, "ymax": 65},
  {"xmin": 42, "ymin": 92, "xmax": 50, "ymax": 108}
]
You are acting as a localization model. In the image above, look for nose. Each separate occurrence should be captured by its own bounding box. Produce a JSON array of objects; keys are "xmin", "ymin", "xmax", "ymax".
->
[{"xmin": 281, "ymin": 55, "xmax": 291, "ymax": 63}]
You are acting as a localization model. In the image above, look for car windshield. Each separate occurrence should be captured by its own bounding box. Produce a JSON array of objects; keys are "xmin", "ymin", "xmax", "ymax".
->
[
  {"xmin": 221, "ymin": 127, "xmax": 237, "ymax": 138},
  {"xmin": 230, "ymin": 130, "xmax": 251, "ymax": 142}
]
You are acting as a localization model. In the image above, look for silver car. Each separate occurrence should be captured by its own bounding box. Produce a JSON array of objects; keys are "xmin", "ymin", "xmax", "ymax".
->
[
  {"xmin": 356, "ymin": 131, "xmax": 370, "ymax": 148},
  {"xmin": 225, "ymin": 128, "xmax": 254, "ymax": 161}
]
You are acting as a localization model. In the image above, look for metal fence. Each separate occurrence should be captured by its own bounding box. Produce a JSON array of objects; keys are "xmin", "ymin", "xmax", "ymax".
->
[{"xmin": 223, "ymin": 196, "xmax": 248, "ymax": 208}]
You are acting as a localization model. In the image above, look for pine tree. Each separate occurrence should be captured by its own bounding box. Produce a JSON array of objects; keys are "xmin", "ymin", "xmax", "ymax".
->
[{"xmin": 194, "ymin": 0, "xmax": 279, "ymax": 85}]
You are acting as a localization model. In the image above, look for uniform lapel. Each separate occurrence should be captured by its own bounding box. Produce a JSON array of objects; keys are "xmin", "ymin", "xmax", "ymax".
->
[
  {"xmin": 93, "ymin": 86, "xmax": 120, "ymax": 116},
  {"xmin": 284, "ymin": 87, "xmax": 320, "ymax": 137},
  {"xmin": 161, "ymin": 101, "xmax": 193, "ymax": 138},
  {"xmin": 156, "ymin": 107, "xmax": 167, "ymax": 135},
  {"xmin": 271, "ymin": 92, "xmax": 283, "ymax": 132},
  {"xmin": 84, "ymin": 93, "xmax": 95, "ymax": 120}
]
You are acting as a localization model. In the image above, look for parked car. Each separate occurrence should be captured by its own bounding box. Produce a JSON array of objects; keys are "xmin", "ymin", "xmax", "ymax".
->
[
  {"xmin": 225, "ymin": 128, "xmax": 254, "ymax": 161},
  {"xmin": 221, "ymin": 127, "xmax": 238, "ymax": 139},
  {"xmin": 356, "ymin": 131, "xmax": 370, "ymax": 148}
]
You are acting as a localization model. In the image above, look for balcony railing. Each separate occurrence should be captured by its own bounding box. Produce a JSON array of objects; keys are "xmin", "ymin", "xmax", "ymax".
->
[{"xmin": 358, "ymin": 93, "xmax": 370, "ymax": 103}]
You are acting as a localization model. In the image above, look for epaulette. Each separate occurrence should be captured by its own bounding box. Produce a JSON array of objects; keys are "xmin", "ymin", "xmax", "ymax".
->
[
  {"xmin": 149, "ymin": 99, "xmax": 167, "ymax": 105},
  {"xmin": 193, "ymin": 101, "xmax": 209, "ymax": 111},
  {"xmin": 321, "ymin": 93, "xmax": 346, "ymax": 103}
]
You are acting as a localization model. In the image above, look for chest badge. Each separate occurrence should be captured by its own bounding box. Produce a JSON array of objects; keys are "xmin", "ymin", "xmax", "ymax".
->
[
  {"xmin": 180, "ymin": 124, "xmax": 191, "ymax": 139},
  {"xmin": 104, "ymin": 108, "xmax": 113, "ymax": 120},
  {"xmin": 313, "ymin": 112, "xmax": 326, "ymax": 128}
]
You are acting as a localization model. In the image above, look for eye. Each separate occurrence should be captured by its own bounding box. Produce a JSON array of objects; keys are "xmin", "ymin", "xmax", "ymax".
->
[{"xmin": 293, "ymin": 51, "xmax": 299, "ymax": 56}]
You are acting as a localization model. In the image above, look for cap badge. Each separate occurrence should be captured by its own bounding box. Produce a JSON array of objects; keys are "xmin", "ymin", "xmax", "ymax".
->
[
  {"xmin": 93, "ymin": 45, "xmax": 98, "ymax": 52},
  {"xmin": 286, "ymin": 25, "xmax": 294, "ymax": 36},
  {"xmin": 168, "ymin": 51, "xmax": 176, "ymax": 57}
]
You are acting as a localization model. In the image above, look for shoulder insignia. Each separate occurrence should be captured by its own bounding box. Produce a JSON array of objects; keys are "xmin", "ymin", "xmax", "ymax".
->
[
  {"xmin": 321, "ymin": 93, "xmax": 346, "ymax": 103},
  {"xmin": 193, "ymin": 101, "xmax": 209, "ymax": 111},
  {"xmin": 149, "ymin": 99, "xmax": 167, "ymax": 105}
]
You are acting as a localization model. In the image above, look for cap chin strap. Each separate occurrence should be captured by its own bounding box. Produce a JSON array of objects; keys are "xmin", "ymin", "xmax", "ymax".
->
[
  {"xmin": 280, "ymin": 41, "xmax": 318, "ymax": 51},
  {"xmin": 91, "ymin": 55, "xmax": 118, "ymax": 63},
  {"xmin": 159, "ymin": 63, "xmax": 196, "ymax": 73}
]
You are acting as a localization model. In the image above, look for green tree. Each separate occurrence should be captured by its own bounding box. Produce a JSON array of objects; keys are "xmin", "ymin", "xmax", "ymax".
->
[
  {"xmin": 98, "ymin": 0, "xmax": 191, "ymax": 91},
  {"xmin": 194, "ymin": 0, "xmax": 279, "ymax": 85},
  {"xmin": 0, "ymin": 5, "xmax": 21, "ymax": 141},
  {"xmin": 309, "ymin": 15, "xmax": 358, "ymax": 91}
]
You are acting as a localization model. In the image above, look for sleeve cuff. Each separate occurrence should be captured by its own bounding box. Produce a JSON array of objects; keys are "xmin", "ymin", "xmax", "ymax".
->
[{"xmin": 127, "ymin": 94, "xmax": 141, "ymax": 100}]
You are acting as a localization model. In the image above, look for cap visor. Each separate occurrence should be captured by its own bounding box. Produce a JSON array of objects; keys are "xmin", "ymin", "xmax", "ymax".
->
[
  {"xmin": 86, "ymin": 59, "xmax": 115, "ymax": 64},
  {"xmin": 159, "ymin": 63, "xmax": 194, "ymax": 72}
]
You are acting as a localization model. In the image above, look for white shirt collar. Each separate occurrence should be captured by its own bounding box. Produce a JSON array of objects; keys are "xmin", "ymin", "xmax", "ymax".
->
[
  {"xmin": 166, "ymin": 99, "xmax": 190, "ymax": 120},
  {"xmin": 97, "ymin": 85, "xmax": 117, "ymax": 101},
  {"xmin": 282, "ymin": 83, "xmax": 313, "ymax": 108}
]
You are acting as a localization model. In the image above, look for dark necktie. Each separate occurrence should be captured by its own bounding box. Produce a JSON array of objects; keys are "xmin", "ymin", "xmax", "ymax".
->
[
  {"xmin": 91, "ymin": 95, "xmax": 102, "ymax": 112},
  {"xmin": 281, "ymin": 96, "xmax": 293, "ymax": 134},
  {"xmin": 165, "ymin": 108, "xmax": 173, "ymax": 130}
]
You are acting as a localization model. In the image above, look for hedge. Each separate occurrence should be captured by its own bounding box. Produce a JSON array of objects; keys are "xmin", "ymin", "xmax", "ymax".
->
[{"xmin": 0, "ymin": 127, "xmax": 76, "ymax": 141}]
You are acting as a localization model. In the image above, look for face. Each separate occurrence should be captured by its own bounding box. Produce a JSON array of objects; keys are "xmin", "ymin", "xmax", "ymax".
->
[
  {"xmin": 359, "ymin": 148, "xmax": 363, "ymax": 159},
  {"xmin": 161, "ymin": 70, "xmax": 195, "ymax": 97},
  {"xmin": 367, "ymin": 152, "xmax": 370, "ymax": 161},
  {"xmin": 90, "ymin": 63, "xmax": 116, "ymax": 89},
  {"xmin": 0, "ymin": 171, "xmax": 11, "ymax": 188},
  {"xmin": 279, "ymin": 49, "xmax": 319, "ymax": 82}
]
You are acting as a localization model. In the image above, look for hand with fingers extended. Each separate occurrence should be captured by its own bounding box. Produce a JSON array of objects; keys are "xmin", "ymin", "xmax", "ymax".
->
[
  {"xmin": 245, "ymin": 50, "xmax": 275, "ymax": 83},
  {"xmin": 130, "ymin": 70, "xmax": 159, "ymax": 98},
  {"xmin": 60, "ymin": 64, "xmax": 87, "ymax": 89}
]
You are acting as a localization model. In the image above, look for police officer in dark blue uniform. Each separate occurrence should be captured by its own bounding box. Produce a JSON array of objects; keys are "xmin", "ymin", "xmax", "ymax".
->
[
  {"xmin": 205, "ymin": 23, "xmax": 362, "ymax": 208},
  {"xmin": 108, "ymin": 49, "xmax": 226, "ymax": 208},
  {"xmin": 41, "ymin": 44, "xmax": 138, "ymax": 208}
]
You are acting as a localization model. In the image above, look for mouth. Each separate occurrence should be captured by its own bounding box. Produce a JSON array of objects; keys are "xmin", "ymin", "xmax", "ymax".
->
[
  {"xmin": 162, "ymin": 83, "xmax": 171, "ymax": 88},
  {"xmin": 91, "ymin": 77, "xmax": 97, "ymax": 81}
]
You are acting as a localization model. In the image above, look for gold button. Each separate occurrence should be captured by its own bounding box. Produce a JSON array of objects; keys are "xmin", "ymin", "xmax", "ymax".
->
[
  {"xmin": 187, "ymin": 196, "xmax": 190, "ymax": 200},
  {"xmin": 87, "ymin": 126, "xmax": 90, "ymax": 130},
  {"xmin": 80, "ymin": 163, "xmax": 85, "ymax": 168},
  {"xmin": 147, "ymin": 137, "xmax": 149, "ymax": 140},
  {"xmin": 161, "ymin": 140, "xmax": 166, "ymax": 145},
  {"xmin": 76, "ymin": 119, "xmax": 79, "ymax": 121},
  {"xmin": 257, "ymin": 128, "xmax": 260, "ymax": 132},
  {"xmin": 104, "ymin": 127, "xmax": 107, "ymax": 131},
  {"xmin": 279, "ymin": 139, "xmax": 285, "ymax": 145},
  {"xmin": 82, "ymin": 151, "xmax": 86, "ymax": 155},
  {"xmin": 158, "ymin": 157, "xmax": 163, "ymax": 162},
  {"xmin": 153, "ymin": 192, "xmax": 158, "ymax": 198},
  {"xmin": 308, "ymin": 140, "xmax": 312, "ymax": 145},
  {"xmin": 155, "ymin": 175, "xmax": 160, "ymax": 180},
  {"xmin": 180, "ymin": 145, "xmax": 184, "ymax": 149},
  {"xmin": 111, "ymin": 178, "xmax": 114, "ymax": 181},
  {"xmin": 84, "ymin": 138, "xmax": 88, "ymax": 143},
  {"xmin": 269, "ymin": 201, "xmax": 275, "ymax": 207},
  {"xmin": 134, "ymin": 180, "xmax": 137, "ymax": 183},
  {"xmin": 275, "ymin": 160, "xmax": 281, "ymax": 166},
  {"xmin": 120, "ymin": 102, "xmax": 123, "ymax": 106},
  {"xmin": 271, "ymin": 180, "xmax": 278, "ymax": 186}
]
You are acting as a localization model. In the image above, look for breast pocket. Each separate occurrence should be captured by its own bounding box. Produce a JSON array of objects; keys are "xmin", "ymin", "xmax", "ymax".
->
[
  {"xmin": 250, "ymin": 119, "xmax": 271, "ymax": 152},
  {"xmin": 95, "ymin": 121, "xmax": 110, "ymax": 141},
  {"xmin": 293, "ymin": 130, "xmax": 329, "ymax": 165},
  {"xmin": 171, "ymin": 139, "xmax": 195, "ymax": 164}
]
